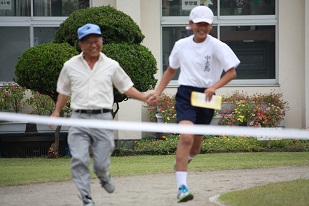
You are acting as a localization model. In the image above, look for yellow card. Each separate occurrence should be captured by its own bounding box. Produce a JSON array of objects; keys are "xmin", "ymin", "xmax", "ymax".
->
[{"xmin": 191, "ymin": 92, "xmax": 222, "ymax": 110}]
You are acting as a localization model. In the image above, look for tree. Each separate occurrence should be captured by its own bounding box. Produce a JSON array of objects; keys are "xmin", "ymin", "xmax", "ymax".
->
[
  {"xmin": 15, "ymin": 43, "xmax": 78, "ymax": 158},
  {"xmin": 14, "ymin": 6, "xmax": 158, "ymax": 157}
]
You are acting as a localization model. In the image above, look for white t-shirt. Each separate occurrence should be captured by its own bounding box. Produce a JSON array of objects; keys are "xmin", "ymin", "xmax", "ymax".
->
[
  {"xmin": 57, "ymin": 52, "xmax": 134, "ymax": 110},
  {"xmin": 169, "ymin": 34, "xmax": 240, "ymax": 88}
]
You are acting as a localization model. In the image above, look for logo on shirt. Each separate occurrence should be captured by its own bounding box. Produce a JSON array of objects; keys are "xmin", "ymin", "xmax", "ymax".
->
[{"xmin": 204, "ymin": 55, "xmax": 211, "ymax": 72}]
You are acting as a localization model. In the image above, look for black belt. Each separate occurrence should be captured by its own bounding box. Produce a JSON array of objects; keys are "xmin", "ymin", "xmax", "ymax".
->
[{"xmin": 74, "ymin": 109, "xmax": 112, "ymax": 114}]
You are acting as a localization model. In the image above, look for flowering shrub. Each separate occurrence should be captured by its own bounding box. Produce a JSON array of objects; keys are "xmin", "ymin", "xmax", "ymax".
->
[
  {"xmin": 26, "ymin": 90, "xmax": 55, "ymax": 116},
  {"xmin": 157, "ymin": 93, "xmax": 176, "ymax": 123},
  {"xmin": 251, "ymin": 90, "xmax": 289, "ymax": 111},
  {"xmin": 219, "ymin": 112, "xmax": 239, "ymax": 126},
  {"xmin": 219, "ymin": 100, "xmax": 253, "ymax": 126},
  {"xmin": 0, "ymin": 82, "xmax": 26, "ymax": 113},
  {"xmin": 218, "ymin": 91, "xmax": 289, "ymax": 128},
  {"xmin": 247, "ymin": 103, "xmax": 285, "ymax": 127},
  {"xmin": 222, "ymin": 91, "xmax": 249, "ymax": 104},
  {"xmin": 219, "ymin": 101, "xmax": 286, "ymax": 127}
]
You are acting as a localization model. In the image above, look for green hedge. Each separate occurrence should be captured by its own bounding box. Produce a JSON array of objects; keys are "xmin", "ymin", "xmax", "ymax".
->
[
  {"xmin": 103, "ymin": 43, "xmax": 157, "ymax": 102},
  {"xmin": 15, "ymin": 43, "xmax": 78, "ymax": 101},
  {"xmin": 113, "ymin": 134, "xmax": 309, "ymax": 156}
]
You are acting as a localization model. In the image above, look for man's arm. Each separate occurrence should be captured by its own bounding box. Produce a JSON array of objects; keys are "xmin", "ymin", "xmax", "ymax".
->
[
  {"xmin": 124, "ymin": 87, "xmax": 153, "ymax": 103},
  {"xmin": 50, "ymin": 94, "xmax": 69, "ymax": 117}
]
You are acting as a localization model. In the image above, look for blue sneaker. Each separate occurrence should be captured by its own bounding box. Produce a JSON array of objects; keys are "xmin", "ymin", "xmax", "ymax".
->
[{"xmin": 177, "ymin": 185, "xmax": 194, "ymax": 203}]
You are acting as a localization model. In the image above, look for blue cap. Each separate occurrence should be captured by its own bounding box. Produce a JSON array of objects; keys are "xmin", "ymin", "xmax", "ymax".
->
[{"xmin": 77, "ymin": 23, "xmax": 102, "ymax": 40}]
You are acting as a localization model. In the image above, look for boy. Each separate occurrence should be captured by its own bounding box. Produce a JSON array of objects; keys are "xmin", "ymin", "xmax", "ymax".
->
[{"xmin": 150, "ymin": 6, "xmax": 240, "ymax": 203}]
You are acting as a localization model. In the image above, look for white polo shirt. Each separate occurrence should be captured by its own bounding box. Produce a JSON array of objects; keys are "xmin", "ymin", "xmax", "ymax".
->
[
  {"xmin": 57, "ymin": 52, "xmax": 134, "ymax": 110},
  {"xmin": 169, "ymin": 34, "xmax": 240, "ymax": 88}
]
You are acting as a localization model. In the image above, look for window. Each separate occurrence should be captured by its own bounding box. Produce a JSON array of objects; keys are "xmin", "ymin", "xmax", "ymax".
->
[
  {"xmin": 0, "ymin": 0, "xmax": 31, "ymax": 16},
  {"xmin": 161, "ymin": 0, "xmax": 277, "ymax": 85},
  {"xmin": 0, "ymin": 0, "xmax": 89, "ymax": 17},
  {"xmin": 0, "ymin": 0, "xmax": 89, "ymax": 82},
  {"xmin": 34, "ymin": 27, "xmax": 58, "ymax": 45},
  {"xmin": 0, "ymin": 27, "xmax": 29, "ymax": 81}
]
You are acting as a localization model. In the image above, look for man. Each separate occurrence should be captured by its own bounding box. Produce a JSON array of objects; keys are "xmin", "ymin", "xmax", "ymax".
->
[
  {"xmin": 50, "ymin": 23, "xmax": 152, "ymax": 206},
  {"xmin": 149, "ymin": 6, "xmax": 240, "ymax": 203}
]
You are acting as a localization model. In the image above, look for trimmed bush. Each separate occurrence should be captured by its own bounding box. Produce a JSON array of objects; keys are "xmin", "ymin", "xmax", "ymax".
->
[
  {"xmin": 54, "ymin": 6, "xmax": 144, "ymax": 47},
  {"xmin": 103, "ymin": 43, "xmax": 157, "ymax": 102},
  {"xmin": 15, "ymin": 43, "xmax": 78, "ymax": 101}
]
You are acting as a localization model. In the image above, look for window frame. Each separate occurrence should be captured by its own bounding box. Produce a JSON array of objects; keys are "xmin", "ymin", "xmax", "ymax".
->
[
  {"xmin": 0, "ymin": 0, "xmax": 92, "ymax": 84},
  {"xmin": 160, "ymin": 0, "xmax": 279, "ymax": 87}
]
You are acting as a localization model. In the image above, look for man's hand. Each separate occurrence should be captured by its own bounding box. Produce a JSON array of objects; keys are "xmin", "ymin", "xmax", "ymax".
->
[{"xmin": 49, "ymin": 112, "xmax": 60, "ymax": 129}]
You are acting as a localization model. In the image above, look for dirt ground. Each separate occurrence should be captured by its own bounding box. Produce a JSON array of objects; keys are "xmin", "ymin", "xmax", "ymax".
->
[{"xmin": 0, "ymin": 166, "xmax": 308, "ymax": 206}]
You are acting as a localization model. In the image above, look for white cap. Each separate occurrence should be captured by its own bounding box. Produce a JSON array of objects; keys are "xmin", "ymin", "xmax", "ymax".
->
[{"xmin": 189, "ymin": 6, "xmax": 214, "ymax": 24}]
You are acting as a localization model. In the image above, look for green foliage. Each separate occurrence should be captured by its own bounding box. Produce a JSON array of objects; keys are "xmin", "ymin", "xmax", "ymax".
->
[
  {"xmin": 102, "ymin": 43, "xmax": 157, "ymax": 103},
  {"xmin": 54, "ymin": 6, "xmax": 144, "ymax": 47},
  {"xmin": 115, "ymin": 134, "xmax": 309, "ymax": 156},
  {"xmin": 15, "ymin": 43, "xmax": 78, "ymax": 102}
]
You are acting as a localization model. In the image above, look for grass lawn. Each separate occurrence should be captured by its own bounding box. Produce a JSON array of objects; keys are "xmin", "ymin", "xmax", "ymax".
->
[
  {"xmin": 219, "ymin": 179, "xmax": 309, "ymax": 206},
  {"xmin": 0, "ymin": 152, "xmax": 308, "ymax": 186}
]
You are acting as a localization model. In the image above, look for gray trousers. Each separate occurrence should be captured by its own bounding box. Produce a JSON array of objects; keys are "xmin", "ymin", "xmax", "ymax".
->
[{"xmin": 68, "ymin": 111, "xmax": 114, "ymax": 198}]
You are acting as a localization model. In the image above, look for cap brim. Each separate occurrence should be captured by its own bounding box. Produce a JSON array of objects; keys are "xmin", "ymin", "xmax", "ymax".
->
[{"xmin": 192, "ymin": 18, "xmax": 213, "ymax": 24}]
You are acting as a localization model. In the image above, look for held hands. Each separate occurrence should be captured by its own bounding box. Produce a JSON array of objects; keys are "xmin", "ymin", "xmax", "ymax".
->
[{"xmin": 146, "ymin": 93, "xmax": 159, "ymax": 106}]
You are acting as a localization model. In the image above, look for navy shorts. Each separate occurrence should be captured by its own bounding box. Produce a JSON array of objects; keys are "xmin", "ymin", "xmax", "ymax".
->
[{"xmin": 175, "ymin": 85, "xmax": 214, "ymax": 125}]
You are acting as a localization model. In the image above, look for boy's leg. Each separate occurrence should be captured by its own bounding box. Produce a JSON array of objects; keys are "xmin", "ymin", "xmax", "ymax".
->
[
  {"xmin": 175, "ymin": 141, "xmax": 194, "ymax": 202},
  {"xmin": 190, "ymin": 135, "xmax": 203, "ymax": 157},
  {"xmin": 175, "ymin": 133, "xmax": 194, "ymax": 172},
  {"xmin": 173, "ymin": 134, "xmax": 203, "ymax": 170},
  {"xmin": 175, "ymin": 126, "xmax": 195, "ymax": 203},
  {"xmin": 175, "ymin": 133, "xmax": 203, "ymax": 186}
]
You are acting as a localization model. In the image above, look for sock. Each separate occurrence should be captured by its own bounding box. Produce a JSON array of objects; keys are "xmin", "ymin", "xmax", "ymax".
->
[{"xmin": 176, "ymin": 171, "xmax": 187, "ymax": 189}]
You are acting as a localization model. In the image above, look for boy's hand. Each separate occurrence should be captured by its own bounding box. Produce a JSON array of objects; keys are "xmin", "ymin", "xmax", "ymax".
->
[{"xmin": 205, "ymin": 87, "xmax": 215, "ymax": 102}]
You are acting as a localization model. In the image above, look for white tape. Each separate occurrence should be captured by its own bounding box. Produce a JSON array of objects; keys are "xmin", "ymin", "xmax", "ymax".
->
[{"xmin": 0, "ymin": 112, "xmax": 308, "ymax": 140}]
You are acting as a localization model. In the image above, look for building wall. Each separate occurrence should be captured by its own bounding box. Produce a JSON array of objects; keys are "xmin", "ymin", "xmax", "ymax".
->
[
  {"xmin": 305, "ymin": 0, "xmax": 309, "ymax": 128},
  {"xmin": 278, "ymin": 0, "xmax": 305, "ymax": 128},
  {"xmin": 93, "ymin": 0, "xmax": 308, "ymax": 136}
]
